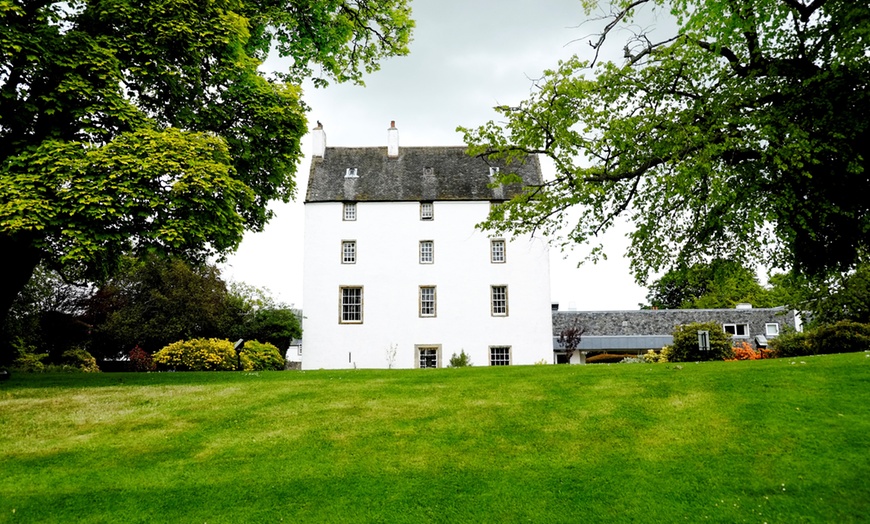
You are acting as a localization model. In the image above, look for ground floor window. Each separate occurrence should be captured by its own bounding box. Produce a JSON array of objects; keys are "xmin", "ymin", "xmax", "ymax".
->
[
  {"xmin": 765, "ymin": 323, "xmax": 780, "ymax": 337},
  {"xmin": 340, "ymin": 286, "xmax": 363, "ymax": 323},
  {"xmin": 416, "ymin": 345, "xmax": 440, "ymax": 368},
  {"xmin": 489, "ymin": 346, "xmax": 511, "ymax": 366}
]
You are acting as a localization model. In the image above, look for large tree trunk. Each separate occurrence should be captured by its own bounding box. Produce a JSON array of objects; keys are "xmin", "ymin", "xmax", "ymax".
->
[{"xmin": 0, "ymin": 233, "xmax": 43, "ymax": 331}]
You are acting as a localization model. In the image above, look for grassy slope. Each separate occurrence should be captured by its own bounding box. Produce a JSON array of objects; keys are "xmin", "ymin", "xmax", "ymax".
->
[{"xmin": 1, "ymin": 353, "xmax": 868, "ymax": 523}]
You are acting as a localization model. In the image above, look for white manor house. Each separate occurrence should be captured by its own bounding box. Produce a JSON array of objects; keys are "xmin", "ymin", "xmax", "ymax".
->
[{"xmin": 301, "ymin": 122, "xmax": 553, "ymax": 369}]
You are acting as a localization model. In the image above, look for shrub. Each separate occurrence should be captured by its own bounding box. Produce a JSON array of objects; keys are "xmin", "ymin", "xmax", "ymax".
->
[
  {"xmin": 240, "ymin": 340, "xmax": 285, "ymax": 371},
  {"xmin": 727, "ymin": 341, "xmax": 772, "ymax": 361},
  {"xmin": 807, "ymin": 321, "xmax": 870, "ymax": 355},
  {"xmin": 12, "ymin": 352, "xmax": 47, "ymax": 373},
  {"xmin": 129, "ymin": 345, "xmax": 155, "ymax": 372},
  {"xmin": 153, "ymin": 338, "xmax": 236, "ymax": 371},
  {"xmin": 769, "ymin": 330, "xmax": 812, "ymax": 358},
  {"xmin": 619, "ymin": 356, "xmax": 645, "ymax": 364},
  {"xmin": 670, "ymin": 322, "xmax": 732, "ymax": 362},
  {"xmin": 448, "ymin": 350, "xmax": 473, "ymax": 367},
  {"xmin": 61, "ymin": 348, "xmax": 100, "ymax": 372},
  {"xmin": 586, "ymin": 353, "xmax": 628, "ymax": 364},
  {"xmin": 643, "ymin": 348, "xmax": 670, "ymax": 363}
]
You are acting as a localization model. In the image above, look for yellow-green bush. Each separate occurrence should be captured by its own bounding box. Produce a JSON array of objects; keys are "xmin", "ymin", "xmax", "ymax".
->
[
  {"xmin": 153, "ymin": 338, "xmax": 236, "ymax": 371},
  {"xmin": 61, "ymin": 348, "xmax": 100, "ymax": 372},
  {"xmin": 239, "ymin": 340, "xmax": 284, "ymax": 371}
]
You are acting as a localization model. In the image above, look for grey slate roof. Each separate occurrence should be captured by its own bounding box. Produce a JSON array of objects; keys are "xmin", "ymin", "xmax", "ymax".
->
[
  {"xmin": 552, "ymin": 308, "xmax": 796, "ymax": 338},
  {"xmin": 306, "ymin": 146, "xmax": 542, "ymax": 202}
]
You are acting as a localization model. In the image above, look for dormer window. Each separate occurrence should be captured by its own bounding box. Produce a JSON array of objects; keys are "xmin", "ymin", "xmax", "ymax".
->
[
  {"xmin": 345, "ymin": 167, "xmax": 358, "ymax": 178},
  {"xmin": 420, "ymin": 202, "xmax": 434, "ymax": 220}
]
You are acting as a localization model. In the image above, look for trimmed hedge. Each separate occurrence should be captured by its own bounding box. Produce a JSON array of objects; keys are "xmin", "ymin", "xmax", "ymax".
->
[{"xmin": 771, "ymin": 321, "xmax": 870, "ymax": 357}]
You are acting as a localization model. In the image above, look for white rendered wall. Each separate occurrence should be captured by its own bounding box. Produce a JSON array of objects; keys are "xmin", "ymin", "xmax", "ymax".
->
[{"xmin": 302, "ymin": 200, "xmax": 552, "ymax": 369}]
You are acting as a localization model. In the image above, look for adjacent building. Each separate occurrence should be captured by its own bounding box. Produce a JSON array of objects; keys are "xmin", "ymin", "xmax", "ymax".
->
[
  {"xmin": 301, "ymin": 123, "xmax": 553, "ymax": 369},
  {"xmin": 552, "ymin": 305, "xmax": 800, "ymax": 363}
]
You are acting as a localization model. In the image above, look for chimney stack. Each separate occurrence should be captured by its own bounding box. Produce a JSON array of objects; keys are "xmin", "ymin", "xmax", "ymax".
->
[
  {"xmin": 312, "ymin": 121, "xmax": 326, "ymax": 158},
  {"xmin": 387, "ymin": 120, "xmax": 399, "ymax": 158}
]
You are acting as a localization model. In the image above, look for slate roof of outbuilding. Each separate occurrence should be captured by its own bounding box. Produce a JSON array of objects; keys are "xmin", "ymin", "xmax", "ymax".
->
[{"xmin": 305, "ymin": 146, "xmax": 542, "ymax": 202}]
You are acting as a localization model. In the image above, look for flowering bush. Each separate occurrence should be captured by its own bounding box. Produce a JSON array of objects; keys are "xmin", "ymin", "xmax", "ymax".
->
[
  {"xmin": 726, "ymin": 341, "xmax": 772, "ymax": 361},
  {"xmin": 239, "ymin": 340, "xmax": 284, "ymax": 371},
  {"xmin": 129, "ymin": 345, "xmax": 155, "ymax": 372},
  {"xmin": 153, "ymin": 338, "xmax": 236, "ymax": 371}
]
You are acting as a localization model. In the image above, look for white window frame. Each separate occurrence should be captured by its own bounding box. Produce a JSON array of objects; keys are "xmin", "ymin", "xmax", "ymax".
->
[
  {"xmin": 723, "ymin": 323, "xmax": 749, "ymax": 337},
  {"xmin": 416, "ymin": 345, "xmax": 441, "ymax": 369},
  {"xmin": 339, "ymin": 286, "xmax": 363, "ymax": 324},
  {"xmin": 765, "ymin": 323, "xmax": 780, "ymax": 337},
  {"xmin": 419, "ymin": 240, "xmax": 434, "ymax": 264},
  {"xmin": 419, "ymin": 286, "xmax": 437, "ymax": 317},
  {"xmin": 345, "ymin": 167, "xmax": 358, "ymax": 178},
  {"xmin": 489, "ymin": 346, "xmax": 511, "ymax": 366},
  {"xmin": 420, "ymin": 202, "xmax": 434, "ymax": 220},
  {"xmin": 491, "ymin": 285, "xmax": 508, "ymax": 316},
  {"xmin": 343, "ymin": 202, "xmax": 357, "ymax": 221},
  {"xmin": 490, "ymin": 239, "xmax": 506, "ymax": 263},
  {"xmin": 341, "ymin": 240, "xmax": 356, "ymax": 264}
]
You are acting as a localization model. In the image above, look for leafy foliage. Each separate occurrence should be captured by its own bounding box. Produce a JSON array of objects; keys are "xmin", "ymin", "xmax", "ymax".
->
[
  {"xmin": 670, "ymin": 322, "xmax": 732, "ymax": 362},
  {"xmin": 83, "ymin": 256, "xmax": 237, "ymax": 360},
  {"xmin": 768, "ymin": 330, "xmax": 812, "ymax": 358},
  {"xmin": 461, "ymin": 0, "xmax": 870, "ymax": 285},
  {"xmin": 128, "ymin": 345, "xmax": 155, "ymax": 372},
  {"xmin": 807, "ymin": 321, "xmax": 870, "ymax": 355},
  {"xmin": 61, "ymin": 348, "xmax": 100, "ymax": 373},
  {"xmin": 644, "ymin": 259, "xmax": 774, "ymax": 309},
  {"xmin": 0, "ymin": 0, "xmax": 413, "ymax": 331},
  {"xmin": 448, "ymin": 350, "xmax": 473, "ymax": 368},
  {"xmin": 240, "ymin": 340, "xmax": 285, "ymax": 371},
  {"xmin": 153, "ymin": 338, "xmax": 237, "ymax": 371}
]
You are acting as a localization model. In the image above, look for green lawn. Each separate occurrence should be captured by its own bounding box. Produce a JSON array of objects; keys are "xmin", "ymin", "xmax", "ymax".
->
[{"xmin": 1, "ymin": 353, "xmax": 868, "ymax": 523}]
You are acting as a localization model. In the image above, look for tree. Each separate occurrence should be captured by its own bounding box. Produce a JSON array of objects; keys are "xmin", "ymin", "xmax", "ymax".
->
[
  {"xmin": 0, "ymin": 0, "xmax": 413, "ymax": 333},
  {"xmin": 803, "ymin": 264, "xmax": 870, "ymax": 326},
  {"xmin": 644, "ymin": 259, "xmax": 773, "ymax": 309},
  {"xmin": 460, "ymin": 0, "xmax": 869, "ymax": 286},
  {"xmin": 83, "ymin": 256, "xmax": 237, "ymax": 359},
  {"xmin": 557, "ymin": 318, "xmax": 586, "ymax": 363},
  {"xmin": 1, "ymin": 265, "xmax": 91, "ymax": 365}
]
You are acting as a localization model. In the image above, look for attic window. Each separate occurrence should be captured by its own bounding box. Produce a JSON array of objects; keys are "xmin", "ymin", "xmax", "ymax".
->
[
  {"xmin": 345, "ymin": 167, "xmax": 358, "ymax": 178},
  {"xmin": 420, "ymin": 202, "xmax": 434, "ymax": 220},
  {"xmin": 489, "ymin": 167, "xmax": 499, "ymax": 177}
]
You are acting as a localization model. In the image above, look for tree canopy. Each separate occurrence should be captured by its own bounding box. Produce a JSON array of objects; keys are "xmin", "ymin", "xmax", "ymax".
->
[
  {"xmin": 461, "ymin": 0, "xmax": 869, "ymax": 285},
  {"xmin": 644, "ymin": 259, "xmax": 774, "ymax": 309},
  {"xmin": 0, "ymin": 0, "xmax": 413, "ymax": 325}
]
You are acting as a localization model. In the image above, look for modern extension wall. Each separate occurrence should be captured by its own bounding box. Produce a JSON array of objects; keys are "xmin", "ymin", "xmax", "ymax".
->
[{"xmin": 302, "ymin": 200, "xmax": 552, "ymax": 369}]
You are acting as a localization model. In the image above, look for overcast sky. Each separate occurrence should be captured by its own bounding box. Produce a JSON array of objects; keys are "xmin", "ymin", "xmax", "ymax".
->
[{"xmin": 220, "ymin": 0, "xmax": 652, "ymax": 311}]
